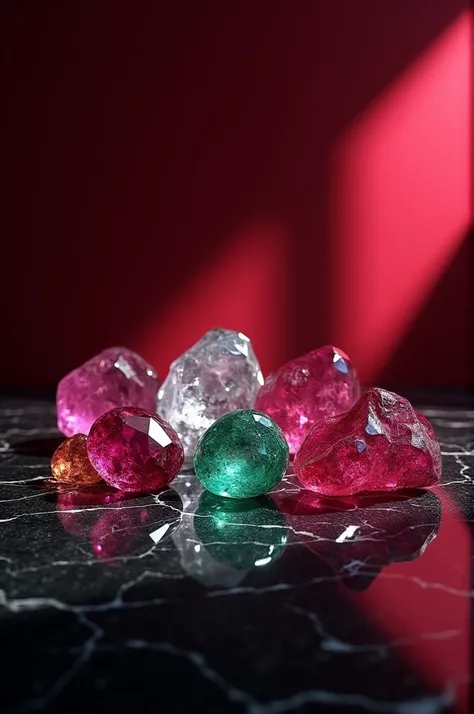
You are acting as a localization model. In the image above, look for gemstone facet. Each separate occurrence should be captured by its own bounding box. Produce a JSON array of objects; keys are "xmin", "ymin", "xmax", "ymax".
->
[
  {"xmin": 158, "ymin": 328, "xmax": 263, "ymax": 463},
  {"xmin": 294, "ymin": 388, "xmax": 442, "ymax": 496},
  {"xmin": 255, "ymin": 345, "xmax": 360, "ymax": 454},
  {"xmin": 87, "ymin": 407, "xmax": 184, "ymax": 492},
  {"xmin": 51, "ymin": 434, "xmax": 101, "ymax": 485},
  {"xmin": 57, "ymin": 347, "xmax": 160, "ymax": 437},
  {"xmin": 194, "ymin": 409, "xmax": 289, "ymax": 499}
]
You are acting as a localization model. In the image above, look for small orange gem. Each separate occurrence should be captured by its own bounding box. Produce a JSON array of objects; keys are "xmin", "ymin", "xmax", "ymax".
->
[{"xmin": 51, "ymin": 434, "xmax": 101, "ymax": 485}]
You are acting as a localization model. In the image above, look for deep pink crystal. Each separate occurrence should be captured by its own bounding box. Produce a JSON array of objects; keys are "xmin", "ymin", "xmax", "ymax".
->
[
  {"xmin": 87, "ymin": 407, "xmax": 184, "ymax": 492},
  {"xmin": 255, "ymin": 345, "xmax": 360, "ymax": 454},
  {"xmin": 57, "ymin": 347, "xmax": 160, "ymax": 437},
  {"xmin": 294, "ymin": 388, "xmax": 441, "ymax": 496}
]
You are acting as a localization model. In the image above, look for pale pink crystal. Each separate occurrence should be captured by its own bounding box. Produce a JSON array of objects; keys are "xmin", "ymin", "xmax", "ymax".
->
[
  {"xmin": 255, "ymin": 345, "xmax": 360, "ymax": 454},
  {"xmin": 294, "ymin": 388, "xmax": 442, "ymax": 496},
  {"xmin": 57, "ymin": 347, "xmax": 160, "ymax": 437}
]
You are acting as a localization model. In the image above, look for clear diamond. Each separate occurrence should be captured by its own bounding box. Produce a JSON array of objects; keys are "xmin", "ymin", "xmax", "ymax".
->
[{"xmin": 157, "ymin": 328, "xmax": 262, "ymax": 463}]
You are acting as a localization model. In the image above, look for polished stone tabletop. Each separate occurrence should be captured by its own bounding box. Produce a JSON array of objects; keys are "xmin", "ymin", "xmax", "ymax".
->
[{"xmin": 0, "ymin": 394, "xmax": 472, "ymax": 714}]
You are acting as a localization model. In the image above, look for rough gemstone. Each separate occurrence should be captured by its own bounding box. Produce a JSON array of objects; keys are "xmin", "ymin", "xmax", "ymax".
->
[
  {"xmin": 51, "ymin": 434, "xmax": 101, "ymax": 485},
  {"xmin": 294, "ymin": 388, "xmax": 442, "ymax": 496},
  {"xmin": 255, "ymin": 345, "xmax": 360, "ymax": 454},
  {"xmin": 194, "ymin": 409, "xmax": 289, "ymax": 499},
  {"xmin": 157, "ymin": 328, "xmax": 263, "ymax": 463},
  {"xmin": 57, "ymin": 347, "xmax": 160, "ymax": 437},
  {"xmin": 87, "ymin": 407, "xmax": 184, "ymax": 492}
]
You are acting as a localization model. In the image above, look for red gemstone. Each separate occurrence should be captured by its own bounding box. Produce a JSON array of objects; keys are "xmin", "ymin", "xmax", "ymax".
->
[
  {"xmin": 255, "ymin": 345, "xmax": 360, "ymax": 454},
  {"xmin": 87, "ymin": 407, "xmax": 184, "ymax": 492},
  {"xmin": 294, "ymin": 388, "xmax": 442, "ymax": 496}
]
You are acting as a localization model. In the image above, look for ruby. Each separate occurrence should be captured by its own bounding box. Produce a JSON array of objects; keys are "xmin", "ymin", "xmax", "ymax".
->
[
  {"xmin": 294, "ymin": 388, "xmax": 441, "ymax": 496},
  {"xmin": 255, "ymin": 345, "xmax": 360, "ymax": 454},
  {"xmin": 87, "ymin": 407, "xmax": 184, "ymax": 492},
  {"xmin": 57, "ymin": 347, "xmax": 160, "ymax": 437}
]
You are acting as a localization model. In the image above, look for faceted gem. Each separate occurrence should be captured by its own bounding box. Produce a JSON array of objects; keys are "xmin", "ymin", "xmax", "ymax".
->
[
  {"xmin": 194, "ymin": 491, "xmax": 287, "ymax": 570},
  {"xmin": 87, "ymin": 407, "xmax": 184, "ymax": 492},
  {"xmin": 158, "ymin": 328, "xmax": 263, "ymax": 463},
  {"xmin": 294, "ymin": 388, "xmax": 442, "ymax": 496},
  {"xmin": 255, "ymin": 345, "xmax": 360, "ymax": 454},
  {"xmin": 51, "ymin": 434, "xmax": 101, "ymax": 485},
  {"xmin": 193, "ymin": 409, "xmax": 289, "ymax": 499},
  {"xmin": 57, "ymin": 347, "xmax": 160, "ymax": 437}
]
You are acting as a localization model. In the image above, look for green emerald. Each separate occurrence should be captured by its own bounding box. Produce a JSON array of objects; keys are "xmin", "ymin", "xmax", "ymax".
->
[{"xmin": 193, "ymin": 409, "xmax": 289, "ymax": 499}]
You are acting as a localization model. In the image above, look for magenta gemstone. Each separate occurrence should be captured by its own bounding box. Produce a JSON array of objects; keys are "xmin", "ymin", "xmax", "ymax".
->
[
  {"xmin": 57, "ymin": 347, "xmax": 160, "ymax": 437},
  {"xmin": 294, "ymin": 388, "xmax": 442, "ymax": 496},
  {"xmin": 255, "ymin": 345, "xmax": 360, "ymax": 454},
  {"xmin": 87, "ymin": 407, "xmax": 184, "ymax": 492}
]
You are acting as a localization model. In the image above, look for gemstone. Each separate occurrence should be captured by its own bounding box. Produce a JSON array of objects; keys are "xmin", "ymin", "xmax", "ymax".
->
[
  {"xmin": 86, "ymin": 407, "xmax": 184, "ymax": 492},
  {"xmin": 194, "ymin": 491, "xmax": 287, "ymax": 570},
  {"xmin": 255, "ymin": 345, "xmax": 360, "ymax": 454},
  {"xmin": 294, "ymin": 388, "xmax": 442, "ymax": 496},
  {"xmin": 157, "ymin": 328, "xmax": 263, "ymax": 463},
  {"xmin": 193, "ymin": 409, "xmax": 289, "ymax": 499},
  {"xmin": 57, "ymin": 346, "xmax": 160, "ymax": 437},
  {"xmin": 50, "ymin": 434, "xmax": 101, "ymax": 485}
]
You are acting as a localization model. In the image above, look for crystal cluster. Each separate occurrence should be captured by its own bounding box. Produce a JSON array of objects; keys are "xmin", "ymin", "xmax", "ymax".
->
[
  {"xmin": 255, "ymin": 345, "xmax": 360, "ymax": 454},
  {"xmin": 294, "ymin": 388, "xmax": 442, "ymax": 496},
  {"xmin": 194, "ymin": 409, "xmax": 289, "ymax": 498},
  {"xmin": 87, "ymin": 406, "xmax": 184, "ymax": 492},
  {"xmin": 57, "ymin": 347, "xmax": 160, "ymax": 437},
  {"xmin": 158, "ymin": 329, "xmax": 263, "ymax": 463}
]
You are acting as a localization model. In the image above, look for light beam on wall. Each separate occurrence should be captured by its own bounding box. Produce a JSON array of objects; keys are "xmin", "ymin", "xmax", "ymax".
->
[{"xmin": 331, "ymin": 12, "xmax": 471, "ymax": 384}]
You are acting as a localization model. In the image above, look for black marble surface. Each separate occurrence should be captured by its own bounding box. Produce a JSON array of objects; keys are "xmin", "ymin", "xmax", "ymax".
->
[{"xmin": 0, "ymin": 395, "xmax": 472, "ymax": 714}]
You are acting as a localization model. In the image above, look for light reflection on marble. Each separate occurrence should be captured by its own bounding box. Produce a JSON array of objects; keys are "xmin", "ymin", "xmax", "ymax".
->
[
  {"xmin": 55, "ymin": 484, "xmax": 183, "ymax": 560},
  {"xmin": 0, "ymin": 396, "xmax": 472, "ymax": 714},
  {"xmin": 273, "ymin": 487, "xmax": 442, "ymax": 590}
]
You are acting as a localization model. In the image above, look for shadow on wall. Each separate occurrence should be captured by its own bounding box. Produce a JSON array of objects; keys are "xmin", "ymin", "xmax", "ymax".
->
[{"xmin": 0, "ymin": 0, "xmax": 469, "ymax": 386}]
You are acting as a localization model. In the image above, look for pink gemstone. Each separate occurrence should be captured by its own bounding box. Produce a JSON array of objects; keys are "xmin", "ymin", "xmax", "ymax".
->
[
  {"xmin": 87, "ymin": 407, "xmax": 184, "ymax": 492},
  {"xmin": 255, "ymin": 345, "xmax": 360, "ymax": 454},
  {"xmin": 57, "ymin": 347, "xmax": 160, "ymax": 437},
  {"xmin": 294, "ymin": 388, "xmax": 442, "ymax": 496}
]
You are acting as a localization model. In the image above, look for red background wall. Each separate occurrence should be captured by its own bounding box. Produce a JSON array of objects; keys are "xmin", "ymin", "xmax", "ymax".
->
[{"xmin": 1, "ymin": 1, "xmax": 472, "ymax": 388}]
